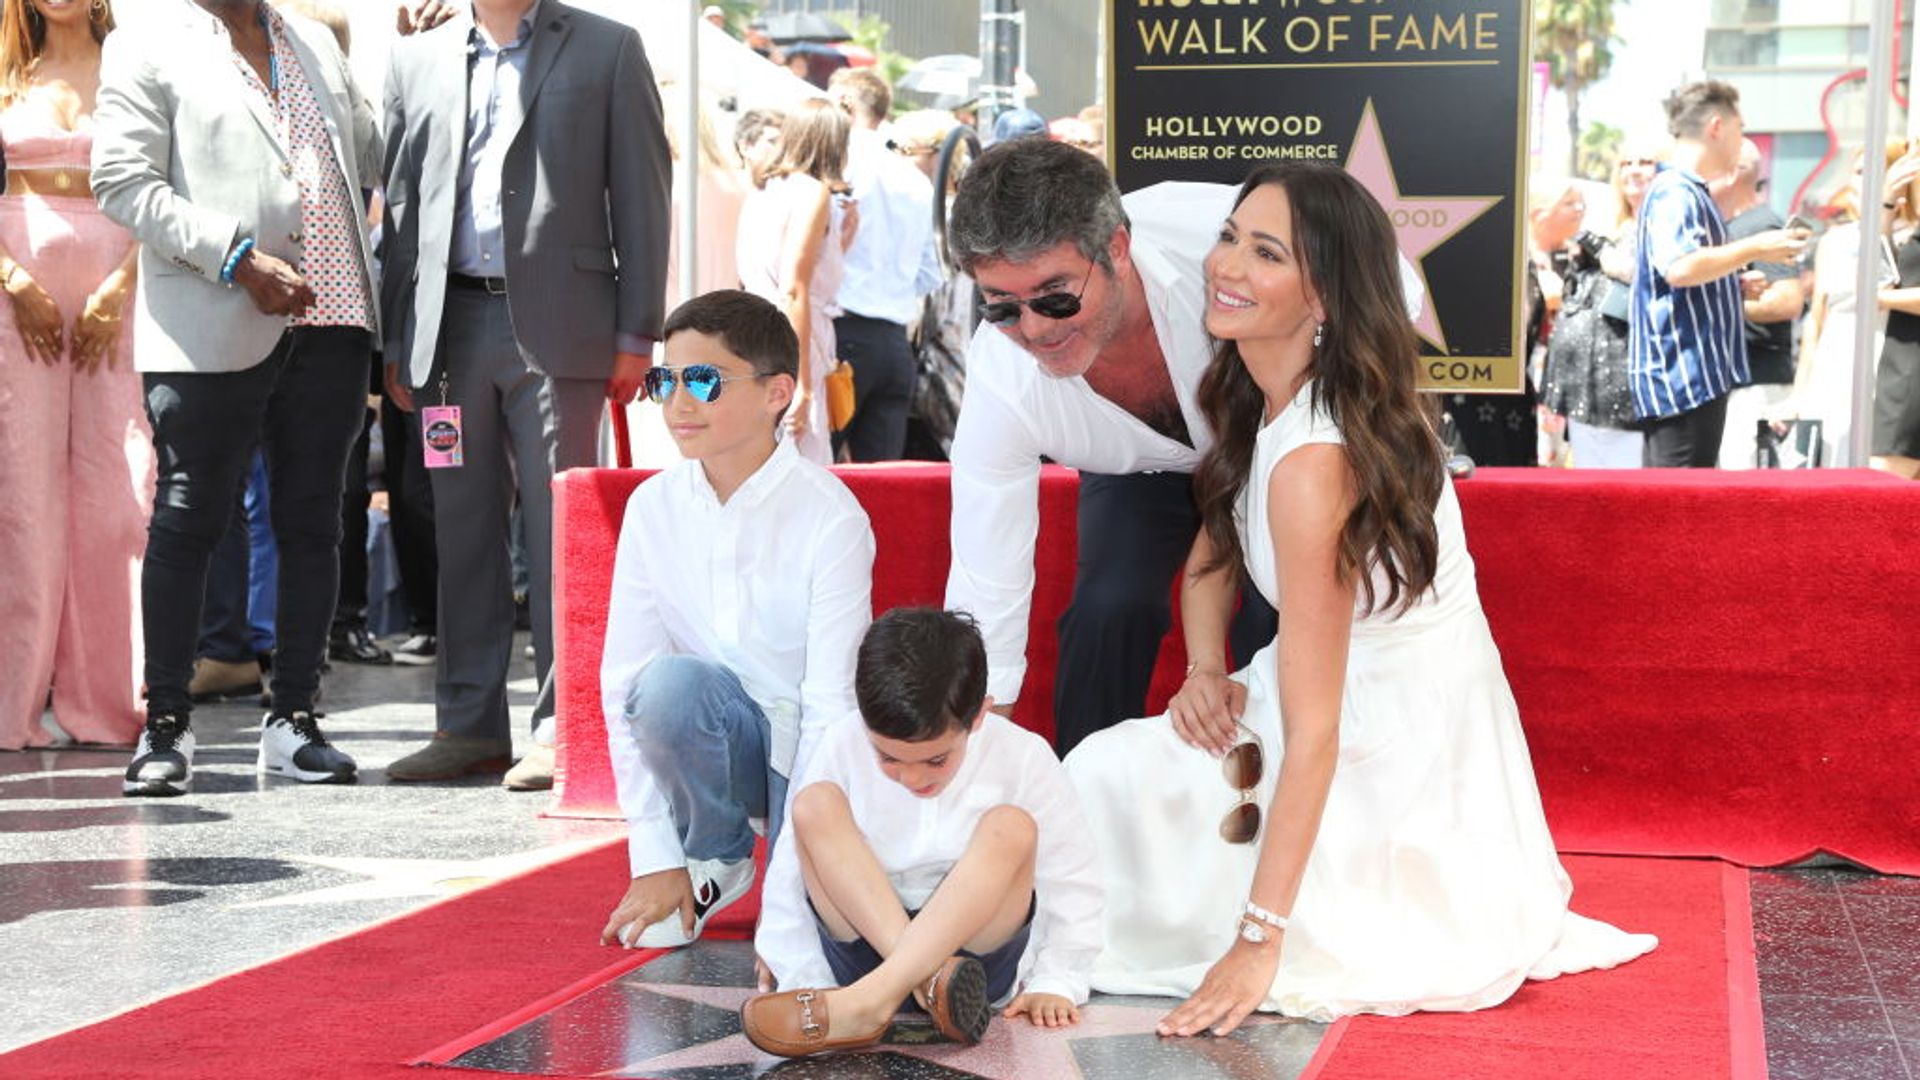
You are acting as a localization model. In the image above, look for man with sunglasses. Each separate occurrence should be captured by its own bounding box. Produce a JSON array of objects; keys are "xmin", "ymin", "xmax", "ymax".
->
[
  {"xmin": 944, "ymin": 141, "xmax": 1422, "ymax": 755},
  {"xmin": 941, "ymin": 140, "xmax": 1271, "ymax": 757}
]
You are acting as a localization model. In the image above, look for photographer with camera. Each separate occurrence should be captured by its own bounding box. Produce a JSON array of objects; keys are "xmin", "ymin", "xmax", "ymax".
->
[{"xmin": 1544, "ymin": 149, "xmax": 1660, "ymax": 468}]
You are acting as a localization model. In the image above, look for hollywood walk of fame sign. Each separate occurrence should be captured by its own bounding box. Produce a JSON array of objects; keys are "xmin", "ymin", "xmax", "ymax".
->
[{"xmin": 1108, "ymin": 0, "xmax": 1533, "ymax": 392}]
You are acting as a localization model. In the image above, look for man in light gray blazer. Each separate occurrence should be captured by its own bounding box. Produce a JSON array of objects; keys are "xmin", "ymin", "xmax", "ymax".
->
[
  {"xmin": 380, "ymin": 0, "xmax": 670, "ymax": 786},
  {"xmin": 93, "ymin": 0, "xmax": 382, "ymax": 796}
]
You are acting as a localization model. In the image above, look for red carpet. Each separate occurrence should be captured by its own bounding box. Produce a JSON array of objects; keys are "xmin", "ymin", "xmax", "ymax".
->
[
  {"xmin": 553, "ymin": 466, "xmax": 1920, "ymax": 874},
  {"xmin": 1303, "ymin": 858, "xmax": 1763, "ymax": 1080},
  {"xmin": 0, "ymin": 849, "xmax": 1758, "ymax": 1080},
  {"xmin": 0, "ymin": 840, "xmax": 687, "ymax": 1080}
]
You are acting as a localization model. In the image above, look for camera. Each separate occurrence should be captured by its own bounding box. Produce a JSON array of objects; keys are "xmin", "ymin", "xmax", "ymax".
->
[{"xmin": 1569, "ymin": 229, "xmax": 1609, "ymax": 270}]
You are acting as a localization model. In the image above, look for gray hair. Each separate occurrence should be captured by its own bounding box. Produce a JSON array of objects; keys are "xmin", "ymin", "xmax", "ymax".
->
[{"xmin": 948, "ymin": 138, "xmax": 1129, "ymax": 275}]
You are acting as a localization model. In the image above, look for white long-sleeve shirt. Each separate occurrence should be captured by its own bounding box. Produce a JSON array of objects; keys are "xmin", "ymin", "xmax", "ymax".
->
[
  {"xmin": 944, "ymin": 181, "xmax": 1427, "ymax": 704},
  {"xmin": 837, "ymin": 126, "xmax": 943, "ymax": 325},
  {"xmin": 599, "ymin": 441, "xmax": 876, "ymax": 877},
  {"xmin": 755, "ymin": 713, "xmax": 1105, "ymax": 1004},
  {"xmin": 943, "ymin": 183, "xmax": 1220, "ymax": 704}
]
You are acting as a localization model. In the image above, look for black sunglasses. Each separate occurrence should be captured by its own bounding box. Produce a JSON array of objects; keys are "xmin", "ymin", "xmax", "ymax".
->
[
  {"xmin": 643, "ymin": 364, "xmax": 763, "ymax": 404},
  {"xmin": 978, "ymin": 261, "xmax": 1096, "ymax": 327}
]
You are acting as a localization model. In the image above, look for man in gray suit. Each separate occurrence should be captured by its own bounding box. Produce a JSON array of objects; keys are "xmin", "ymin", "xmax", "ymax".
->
[
  {"xmin": 93, "ymin": 0, "xmax": 382, "ymax": 796},
  {"xmin": 380, "ymin": 0, "xmax": 670, "ymax": 786}
]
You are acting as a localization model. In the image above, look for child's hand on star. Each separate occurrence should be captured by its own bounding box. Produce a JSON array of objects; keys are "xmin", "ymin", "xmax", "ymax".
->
[{"xmin": 1004, "ymin": 992, "xmax": 1081, "ymax": 1027}]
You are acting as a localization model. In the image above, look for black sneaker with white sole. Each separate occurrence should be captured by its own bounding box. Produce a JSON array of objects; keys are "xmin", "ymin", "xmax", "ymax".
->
[
  {"xmin": 258, "ymin": 711, "xmax": 357, "ymax": 783},
  {"xmin": 124, "ymin": 714, "xmax": 195, "ymax": 797}
]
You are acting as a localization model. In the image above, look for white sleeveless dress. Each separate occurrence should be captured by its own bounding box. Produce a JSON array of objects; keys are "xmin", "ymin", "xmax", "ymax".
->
[
  {"xmin": 735, "ymin": 173, "xmax": 845, "ymax": 464},
  {"xmin": 1064, "ymin": 380, "xmax": 1657, "ymax": 1021}
]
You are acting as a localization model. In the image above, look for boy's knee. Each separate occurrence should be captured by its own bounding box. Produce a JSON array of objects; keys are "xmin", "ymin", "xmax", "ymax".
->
[
  {"xmin": 624, "ymin": 655, "xmax": 730, "ymax": 742},
  {"xmin": 788, "ymin": 781, "xmax": 851, "ymax": 836},
  {"xmin": 978, "ymin": 804, "xmax": 1037, "ymax": 852}
]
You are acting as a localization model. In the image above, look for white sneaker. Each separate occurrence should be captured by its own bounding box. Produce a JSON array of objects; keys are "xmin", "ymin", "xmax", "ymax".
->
[
  {"xmin": 124, "ymin": 715, "xmax": 195, "ymax": 797},
  {"xmin": 622, "ymin": 857, "xmax": 756, "ymax": 949},
  {"xmin": 258, "ymin": 712, "xmax": 357, "ymax": 783}
]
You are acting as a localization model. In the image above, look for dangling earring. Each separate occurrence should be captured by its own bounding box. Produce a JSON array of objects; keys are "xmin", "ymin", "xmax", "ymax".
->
[
  {"xmin": 91, "ymin": 0, "xmax": 106, "ymax": 14},
  {"xmin": 1312, "ymin": 323, "xmax": 1325, "ymax": 348}
]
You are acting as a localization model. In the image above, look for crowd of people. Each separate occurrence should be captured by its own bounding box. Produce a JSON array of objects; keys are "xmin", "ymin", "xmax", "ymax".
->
[
  {"xmin": 0, "ymin": 0, "xmax": 1899, "ymax": 1057},
  {"xmin": 1521, "ymin": 80, "xmax": 1920, "ymax": 474}
]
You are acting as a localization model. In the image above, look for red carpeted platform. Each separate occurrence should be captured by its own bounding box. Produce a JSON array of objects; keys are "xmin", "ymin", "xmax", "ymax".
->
[
  {"xmin": 1301, "ymin": 858, "xmax": 1765, "ymax": 1080},
  {"xmin": 0, "ymin": 845, "xmax": 1760, "ymax": 1080},
  {"xmin": 554, "ymin": 465, "xmax": 1920, "ymax": 874}
]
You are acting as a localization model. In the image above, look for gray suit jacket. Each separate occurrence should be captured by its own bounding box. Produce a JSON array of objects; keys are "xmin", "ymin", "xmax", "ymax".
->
[
  {"xmin": 380, "ymin": 2, "xmax": 670, "ymax": 387},
  {"xmin": 91, "ymin": 1, "xmax": 382, "ymax": 374}
]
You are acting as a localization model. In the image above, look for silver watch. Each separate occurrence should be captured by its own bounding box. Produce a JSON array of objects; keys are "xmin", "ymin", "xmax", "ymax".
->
[{"xmin": 1238, "ymin": 917, "xmax": 1272, "ymax": 945}]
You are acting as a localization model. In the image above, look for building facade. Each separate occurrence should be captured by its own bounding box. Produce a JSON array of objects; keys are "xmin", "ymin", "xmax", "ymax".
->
[{"xmin": 1703, "ymin": 0, "xmax": 1914, "ymax": 214}]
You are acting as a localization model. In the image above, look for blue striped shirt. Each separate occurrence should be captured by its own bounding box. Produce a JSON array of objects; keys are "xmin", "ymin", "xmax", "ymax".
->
[{"xmin": 1628, "ymin": 165, "xmax": 1749, "ymax": 420}]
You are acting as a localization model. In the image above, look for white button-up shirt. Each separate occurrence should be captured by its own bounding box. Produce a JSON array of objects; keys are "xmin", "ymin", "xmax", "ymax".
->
[
  {"xmin": 944, "ymin": 182, "xmax": 1223, "ymax": 704},
  {"xmin": 755, "ymin": 713, "xmax": 1105, "ymax": 1004},
  {"xmin": 836, "ymin": 126, "xmax": 942, "ymax": 325},
  {"xmin": 600, "ymin": 441, "xmax": 876, "ymax": 877},
  {"xmin": 944, "ymin": 182, "xmax": 1427, "ymax": 703}
]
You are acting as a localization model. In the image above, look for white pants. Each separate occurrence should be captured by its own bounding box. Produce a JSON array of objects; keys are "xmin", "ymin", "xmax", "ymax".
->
[
  {"xmin": 1567, "ymin": 419, "xmax": 1644, "ymax": 469},
  {"xmin": 1719, "ymin": 383, "xmax": 1795, "ymax": 469}
]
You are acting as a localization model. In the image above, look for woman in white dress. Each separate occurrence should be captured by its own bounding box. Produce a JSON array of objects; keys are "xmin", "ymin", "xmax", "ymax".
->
[
  {"xmin": 1064, "ymin": 164, "xmax": 1657, "ymax": 1037},
  {"xmin": 735, "ymin": 98, "xmax": 856, "ymax": 464}
]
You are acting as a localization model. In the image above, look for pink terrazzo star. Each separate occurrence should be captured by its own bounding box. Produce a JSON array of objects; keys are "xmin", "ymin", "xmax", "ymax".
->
[
  {"xmin": 1342, "ymin": 99, "xmax": 1504, "ymax": 354},
  {"xmin": 620, "ymin": 984, "xmax": 1295, "ymax": 1079}
]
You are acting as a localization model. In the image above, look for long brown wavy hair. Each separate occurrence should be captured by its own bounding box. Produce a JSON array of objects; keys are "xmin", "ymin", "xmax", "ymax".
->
[
  {"xmin": 0, "ymin": 0, "xmax": 115, "ymax": 105},
  {"xmin": 1192, "ymin": 162, "xmax": 1444, "ymax": 616}
]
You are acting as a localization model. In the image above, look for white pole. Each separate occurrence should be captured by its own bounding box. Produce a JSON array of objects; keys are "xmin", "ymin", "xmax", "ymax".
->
[
  {"xmin": 678, "ymin": 0, "xmax": 700, "ymax": 301},
  {"xmin": 1850, "ymin": 0, "xmax": 1896, "ymax": 467}
]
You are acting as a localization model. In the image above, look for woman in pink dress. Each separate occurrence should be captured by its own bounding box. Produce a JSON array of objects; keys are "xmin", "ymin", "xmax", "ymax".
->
[
  {"xmin": 736, "ymin": 98, "xmax": 856, "ymax": 464},
  {"xmin": 0, "ymin": 0, "xmax": 151, "ymax": 750}
]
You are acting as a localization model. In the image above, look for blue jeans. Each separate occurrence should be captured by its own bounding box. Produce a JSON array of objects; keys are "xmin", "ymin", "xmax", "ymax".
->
[{"xmin": 623, "ymin": 655, "xmax": 788, "ymax": 863}]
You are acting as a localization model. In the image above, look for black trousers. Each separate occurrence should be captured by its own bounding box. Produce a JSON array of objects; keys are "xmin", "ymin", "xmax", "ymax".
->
[
  {"xmin": 832, "ymin": 313, "xmax": 916, "ymax": 462},
  {"xmin": 141, "ymin": 327, "xmax": 370, "ymax": 718},
  {"xmin": 1643, "ymin": 394, "xmax": 1730, "ymax": 468},
  {"xmin": 334, "ymin": 403, "xmax": 375, "ymax": 630},
  {"xmin": 380, "ymin": 394, "xmax": 438, "ymax": 633},
  {"xmin": 1052, "ymin": 470, "xmax": 1277, "ymax": 757}
]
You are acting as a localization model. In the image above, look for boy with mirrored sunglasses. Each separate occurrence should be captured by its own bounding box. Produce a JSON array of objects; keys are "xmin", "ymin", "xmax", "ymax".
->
[{"xmin": 599, "ymin": 289, "xmax": 876, "ymax": 952}]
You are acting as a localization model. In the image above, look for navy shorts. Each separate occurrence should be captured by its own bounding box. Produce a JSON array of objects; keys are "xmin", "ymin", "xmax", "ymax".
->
[{"xmin": 811, "ymin": 895, "xmax": 1036, "ymax": 1005}]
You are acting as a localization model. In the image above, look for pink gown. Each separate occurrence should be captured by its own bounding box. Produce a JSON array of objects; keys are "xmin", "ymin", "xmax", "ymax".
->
[{"xmin": 0, "ymin": 103, "xmax": 153, "ymax": 749}]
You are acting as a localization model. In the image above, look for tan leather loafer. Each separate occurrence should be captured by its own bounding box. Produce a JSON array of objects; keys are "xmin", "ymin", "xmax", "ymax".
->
[
  {"xmin": 740, "ymin": 988, "xmax": 887, "ymax": 1058},
  {"xmin": 920, "ymin": 956, "xmax": 991, "ymax": 1045},
  {"xmin": 188, "ymin": 658, "xmax": 262, "ymax": 702}
]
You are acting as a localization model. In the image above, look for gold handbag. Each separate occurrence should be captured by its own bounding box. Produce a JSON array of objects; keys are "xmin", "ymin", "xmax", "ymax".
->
[{"xmin": 826, "ymin": 360, "xmax": 856, "ymax": 432}]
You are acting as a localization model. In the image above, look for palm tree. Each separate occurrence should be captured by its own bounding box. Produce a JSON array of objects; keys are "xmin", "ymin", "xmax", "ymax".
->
[
  {"xmin": 1578, "ymin": 121, "xmax": 1624, "ymax": 182},
  {"xmin": 1535, "ymin": 0, "xmax": 1626, "ymax": 177}
]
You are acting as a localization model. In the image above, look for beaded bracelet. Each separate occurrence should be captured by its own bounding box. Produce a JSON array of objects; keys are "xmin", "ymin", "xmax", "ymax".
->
[
  {"xmin": 220, "ymin": 238, "xmax": 256, "ymax": 284},
  {"xmin": 1245, "ymin": 900, "xmax": 1289, "ymax": 929}
]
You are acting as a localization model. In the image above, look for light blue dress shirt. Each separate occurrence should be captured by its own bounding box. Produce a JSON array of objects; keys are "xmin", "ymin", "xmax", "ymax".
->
[{"xmin": 449, "ymin": 4, "xmax": 536, "ymax": 278}]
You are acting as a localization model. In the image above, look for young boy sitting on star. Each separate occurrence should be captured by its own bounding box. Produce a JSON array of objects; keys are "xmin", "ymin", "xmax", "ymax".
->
[
  {"xmin": 599, "ymin": 289, "xmax": 875, "ymax": 951},
  {"xmin": 741, "ymin": 608, "xmax": 1104, "ymax": 1057}
]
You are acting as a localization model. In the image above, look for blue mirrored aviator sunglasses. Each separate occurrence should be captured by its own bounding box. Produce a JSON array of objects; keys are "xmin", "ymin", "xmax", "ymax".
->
[
  {"xmin": 977, "ymin": 261, "xmax": 1097, "ymax": 327},
  {"xmin": 643, "ymin": 363, "xmax": 763, "ymax": 404}
]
